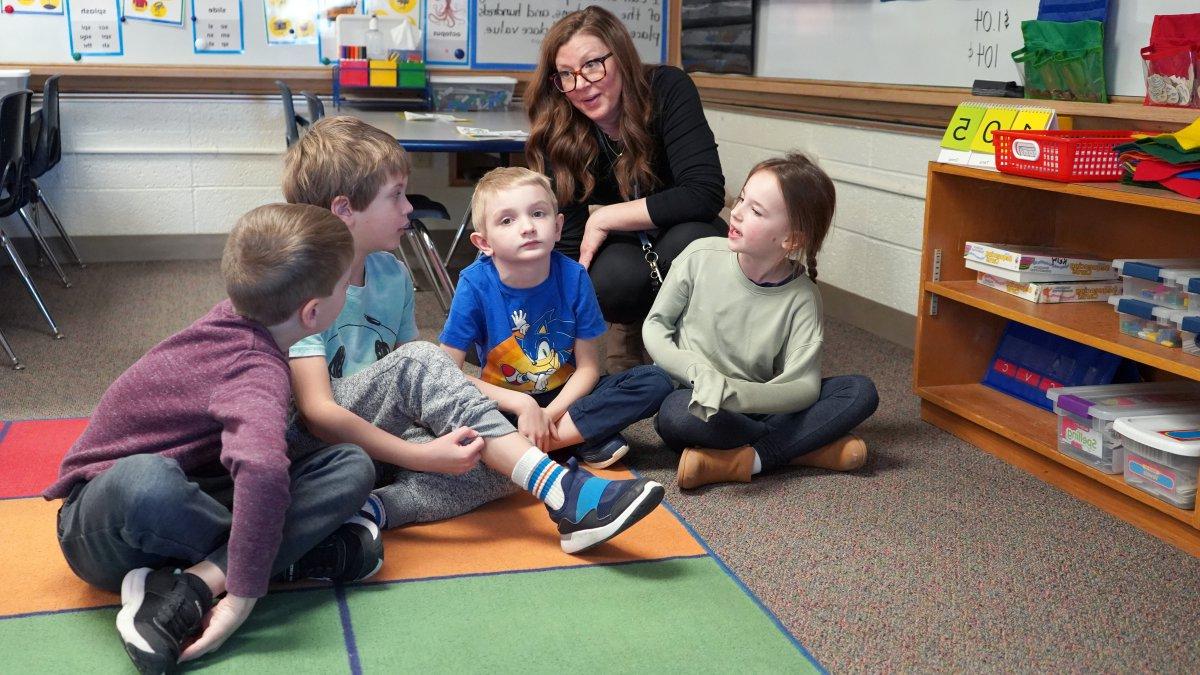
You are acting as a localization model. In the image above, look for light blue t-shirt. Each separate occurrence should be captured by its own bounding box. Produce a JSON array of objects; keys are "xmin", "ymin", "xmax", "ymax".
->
[
  {"xmin": 290, "ymin": 252, "xmax": 417, "ymax": 379},
  {"xmin": 439, "ymin": 252, "xmax": 606, "ymax": 395}
]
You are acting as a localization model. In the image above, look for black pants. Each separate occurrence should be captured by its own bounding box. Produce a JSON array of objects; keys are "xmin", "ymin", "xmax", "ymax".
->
[
  {"xmin": 589, "ymin": 219, "xmax": 726, "ymax": 324},
  {"xmin": 655, "ymin": 375, "xmax": 880, "ymax": 472}
]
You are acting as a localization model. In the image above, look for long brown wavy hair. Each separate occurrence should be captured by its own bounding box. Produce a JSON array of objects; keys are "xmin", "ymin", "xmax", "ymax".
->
[
  {"xmin": 747, "ymin": 153, "xmax": 836, "ymax": 282},
  {"xmin": 525, "ymin": 5, "xmax": 659, "ymax": 206}
]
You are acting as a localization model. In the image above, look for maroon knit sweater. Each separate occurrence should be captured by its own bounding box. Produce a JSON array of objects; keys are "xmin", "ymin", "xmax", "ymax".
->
[{"xmin": 44, "ymin": 300, "xmax": 293, "ymax": 598}]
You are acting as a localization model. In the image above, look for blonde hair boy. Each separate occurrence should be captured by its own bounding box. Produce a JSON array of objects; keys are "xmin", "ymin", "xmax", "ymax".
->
[
  {"xmin": 283, "ymin": 116, "xmax": 411, "ymax": 210},
  {"xmin": 223, "ymin": 203, "xmax": 354, "ymax": 326},
  {"xmin": 470, "ymin": 166, "xmax": 558, "ymax": 234}
]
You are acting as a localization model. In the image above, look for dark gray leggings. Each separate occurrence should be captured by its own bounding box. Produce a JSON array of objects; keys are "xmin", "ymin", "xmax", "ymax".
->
[{"xmin": 655, "ymin": 375, "xmax": 879, "ymax": 471}]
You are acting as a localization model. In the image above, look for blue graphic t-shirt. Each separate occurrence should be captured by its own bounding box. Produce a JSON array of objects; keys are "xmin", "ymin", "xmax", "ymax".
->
[
  {"xmin": 290, "ymin": 252, "xmax": 418, "ymax": 379},
  {"xmin": 439, "ymin": 252, "xmax": 606, "ymax": 395}
]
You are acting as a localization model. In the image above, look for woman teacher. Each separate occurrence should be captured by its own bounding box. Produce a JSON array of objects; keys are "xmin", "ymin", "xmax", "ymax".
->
[{"xmin": 525, "ymin": 5, "xmax": 726, "ymax": 372}]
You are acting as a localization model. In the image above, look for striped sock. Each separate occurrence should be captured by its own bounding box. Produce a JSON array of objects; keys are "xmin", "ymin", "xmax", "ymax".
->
[
  {"xmin": 511, "ymin": 447, "xmax": 567, "ymax": 510},
  {"xmin": 359, "ymin": 493, "xmax": 386, "ymax": 529}
]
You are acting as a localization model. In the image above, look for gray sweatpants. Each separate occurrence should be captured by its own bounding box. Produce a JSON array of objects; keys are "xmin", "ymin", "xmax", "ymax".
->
[{"xmin": 288, "ymin": 341, "xmax": 519, "ymax": 528}]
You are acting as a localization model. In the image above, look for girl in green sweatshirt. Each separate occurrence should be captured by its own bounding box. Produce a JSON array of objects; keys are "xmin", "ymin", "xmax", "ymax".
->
[{"xmin": 643, "ymin": 153, "xmax": 879, "ymax": 488}]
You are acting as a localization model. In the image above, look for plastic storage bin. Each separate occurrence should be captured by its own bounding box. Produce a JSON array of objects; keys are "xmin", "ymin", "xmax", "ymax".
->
[
  {"xmin": 1109, "ymin": 296, "xmax": 1186, "ymax": 347},
  {"xmin": 1186, "ymin": 275, "xmax": 1200, "ymax": 314},
  {"xmin": 1047, "ymin": 382, "xmax": 1200, "ymax": 473},
  {"xmin": 1114, "ymin": 413, "xmax": 1200, "ymax": 509},
  {"xmin": 1175, "ymin": 314, "xmax": 1200, "ymax": 356},
  {"xmin": 993, "ymin": 130, "xmax": 1135, "ymax": 182},
  {"xmin": 1113, "ymin": 259, "xmax": 1200, "ymax": 309},
  {"xmin": 430, "ymin": 76, "xmax": 515, "ymax": 111},
  {"xmin": 0, "ymin": 69, "xmax": 29, "ymax": 99}
]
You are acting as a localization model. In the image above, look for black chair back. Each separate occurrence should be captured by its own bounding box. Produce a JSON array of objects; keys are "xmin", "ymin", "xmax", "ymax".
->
[
  {"xmin": 29, "ymin": 74, "xmax": 61, "ymax": 179},
  {"xmin": 0, "ymin": 89, "xmax": 31, "ymax": 219},
  {"xmin": 275, "ymin": 80, "xmax": 309, "ymax": 148},
  {"xmin": 300, "ymin": 91, "xmax": 325, "ymax": 123}
]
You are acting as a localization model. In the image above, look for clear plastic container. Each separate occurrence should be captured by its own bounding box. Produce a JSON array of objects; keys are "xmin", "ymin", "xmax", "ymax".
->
[
  {"xmin": 1109, "ymin": 295, "xmax": 1185, "ymax": 347},
  {"xmin": 1174, "ymin": 314, "xmax": 1200, "ymax": 357},
  {"xmin": 1047, "ymin": 383, "xmax": 1200, "ymax": 473},
  {"xmin": 1186, "ymin": 275, "xmax": 1200, "ymax": 316},
  {"xmin": 429, "ymin": 76, "xmax": 516, "ymax": 111},
  {"xmin": 1114, "ymin": 413, "xmax": 1200, "ymax": 509},
  {"xmin": 1113, "ymin": 259, "xmax": 1200, "ymax": 309}
]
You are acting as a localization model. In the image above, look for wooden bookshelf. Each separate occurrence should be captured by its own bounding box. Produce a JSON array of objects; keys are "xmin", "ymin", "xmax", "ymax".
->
[{"xmin": 914, "ymin": 163, "xmax": 1200, "ymax": 556}]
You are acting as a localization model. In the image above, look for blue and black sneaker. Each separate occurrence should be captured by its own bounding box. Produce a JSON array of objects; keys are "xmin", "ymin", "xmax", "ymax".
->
[
  {"xmin": 548, "ymin": 457, "xmax": 665, "ymax": 554},
  {"xmin": 573, "ymin": 433, "xmax": 630, "ymax": 469}
]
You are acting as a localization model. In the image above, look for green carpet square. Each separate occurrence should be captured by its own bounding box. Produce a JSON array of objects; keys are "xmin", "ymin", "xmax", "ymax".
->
[
  {"xmin": 346, "ymin": 556, "xmax": 818, "ymax": 673},
  {"xmin": 0, "ymin": 587, "xmax": 349, "ymax": 674}
]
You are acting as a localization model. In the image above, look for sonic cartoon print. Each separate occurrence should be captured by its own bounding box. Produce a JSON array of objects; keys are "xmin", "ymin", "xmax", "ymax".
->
[{"xmin": 481, "ymin": 309, "xmax": 575, "ymax": 394}]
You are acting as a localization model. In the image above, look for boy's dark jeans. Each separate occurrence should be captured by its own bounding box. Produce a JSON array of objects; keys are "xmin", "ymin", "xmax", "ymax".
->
[
  {"xmin": 55, "ymin": 443, "xmax": 374, "ymax": 593},
  {"xmin": 507, "ymin": 364, "xmax": 675, "ymax": 448},
  {"xmin": 656, "ymin": 375, "xmax": 879, "ymax": 471}
]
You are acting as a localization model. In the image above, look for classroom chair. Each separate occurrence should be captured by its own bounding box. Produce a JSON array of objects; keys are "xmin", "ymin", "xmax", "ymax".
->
[
  {"xmin": 300, "ymin": 91, "xmax": 325, "ymax": 123},
  {"xmin": 275, "ymin": 80, "xmax": 310, "ymax": 148},
  {"xmin": 25, "ymin": 75, "xmax": 84, "ymax": 270},
  {"xmin": 0, "ymin": 326, "xmax": 20, "ymax": 370},
  {"xmin": 1, "ymin": 89, "xmax": 63, "ymax": 342},
  {"xmin": 443, "ymin": 207, "xmax": 472, "ymax": 267}
]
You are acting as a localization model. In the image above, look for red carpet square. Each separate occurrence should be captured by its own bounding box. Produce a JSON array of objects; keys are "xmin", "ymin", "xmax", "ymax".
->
[{"xmin": 0, "ymin": 418, "xmax": 88, "ymax": 499}]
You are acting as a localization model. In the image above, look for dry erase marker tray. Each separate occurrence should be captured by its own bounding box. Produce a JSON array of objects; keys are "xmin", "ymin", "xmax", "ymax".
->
[{"xmin": 993, "ymin": 130, "xmax": 1135, "ymax": 183}]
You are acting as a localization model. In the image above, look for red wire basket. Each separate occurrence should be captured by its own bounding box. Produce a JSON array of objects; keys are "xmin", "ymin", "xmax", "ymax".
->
[{"xmin": 993, "ymin": 130, "xmax": 1136, "ymax": 182}]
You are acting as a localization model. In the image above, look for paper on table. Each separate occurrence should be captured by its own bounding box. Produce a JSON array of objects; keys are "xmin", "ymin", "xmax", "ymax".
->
[
  {"xmin": 404, "ymin": 112, "xmax": 469, "ymax": 122},
  {"xmin": 456, "ymin": 126, "xmax": 530, "ymax": 139}
]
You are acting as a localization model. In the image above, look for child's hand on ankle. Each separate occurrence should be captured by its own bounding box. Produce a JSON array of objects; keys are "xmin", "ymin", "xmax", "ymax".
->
[
  {"xmin": 517, "ymin": 397, "xmax": 551, "ymax": 451},
  {"xmin": 178, "ymin": 594, "xmax": 257, "ymax": 663},
  {"xmin": 420, "ymin": 426, "xmax": 484, "ymax": 475}
]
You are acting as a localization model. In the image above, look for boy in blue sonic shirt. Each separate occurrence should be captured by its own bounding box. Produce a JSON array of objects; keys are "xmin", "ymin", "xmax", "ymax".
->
[{"xmin": 440, "ymin": 167, "xmax": 674, "ymax": 467}]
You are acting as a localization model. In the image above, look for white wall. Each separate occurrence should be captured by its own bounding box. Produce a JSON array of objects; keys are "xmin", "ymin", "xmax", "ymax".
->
[
  {"xmin": 705, "ymin": 108, "xmax": 939, "ymax": 316},
  {"xmin": 8, "ymin": 95, "xmax": 473, "ymax": 240}
]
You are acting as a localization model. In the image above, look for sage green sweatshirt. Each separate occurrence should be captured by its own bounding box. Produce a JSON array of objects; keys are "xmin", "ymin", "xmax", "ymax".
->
[{"xmin": 642, "ymin": 237, "xmax": 823, "ymax": 421}]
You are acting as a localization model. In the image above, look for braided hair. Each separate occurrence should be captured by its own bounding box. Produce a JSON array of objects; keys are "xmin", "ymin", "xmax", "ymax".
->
[{"xmin": 746, "ymin": 152, "xmax": 836, "ymax": 282}]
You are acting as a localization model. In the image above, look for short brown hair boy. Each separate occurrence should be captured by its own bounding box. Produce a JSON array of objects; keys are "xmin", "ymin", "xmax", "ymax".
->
[
  {"xmin": 222, "ymin": 203, "xmax": 354, "ymax": 325},
  {"xmin": 282, "ymin": 116, "xmax": 412, "ymax": 210},
  {"xmin": 470, "ymin": 166, "xmax": 558, "ymax": 233}
]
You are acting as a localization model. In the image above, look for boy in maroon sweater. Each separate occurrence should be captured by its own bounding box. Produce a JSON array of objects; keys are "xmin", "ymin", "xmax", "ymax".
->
[{"xmin": 44, "ymin": 203, "xmax": 374, "ymax": 673}]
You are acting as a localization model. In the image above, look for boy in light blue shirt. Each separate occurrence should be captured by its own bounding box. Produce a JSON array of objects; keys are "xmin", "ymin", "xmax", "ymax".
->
[
  {"xmin": 440, "ymin": 167, "xmax": 675, "ymax": 468},
  {"xmin": 291, "ymin": 251, "xmax": 416, "ymax": 378},
  {"xmin": 284, "ymin": 117, "xmax": 666, "ymax": 554}
]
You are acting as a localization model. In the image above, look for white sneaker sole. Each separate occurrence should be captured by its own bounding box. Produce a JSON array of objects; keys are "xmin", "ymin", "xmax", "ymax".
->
[
  {"xmin": 560, "ymin": 480, "xmax": 663, "ymax": 555},
  {"xmin": 584, "ymin": 443, "xmax": 630, "ymax": 470},
  {"xmin": 116, "ymin": 567, "xmax": 156, "ymax": 655}
]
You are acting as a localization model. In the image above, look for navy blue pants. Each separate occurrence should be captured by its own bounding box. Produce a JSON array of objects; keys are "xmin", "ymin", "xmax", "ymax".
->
[
  {"xmin": 509, "ymin": 364, "xmax": 675, "ymax": 449},
  {"xmin": 655, "ymin": 375, "xmax": 879, "ymax": 471}
]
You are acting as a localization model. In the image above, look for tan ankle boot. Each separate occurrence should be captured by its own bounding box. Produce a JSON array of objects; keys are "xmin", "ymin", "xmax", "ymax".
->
[
  {"xmin": 605, "ymin": 322, "xmax": 646, "ymax": 375},
  {"xmin": 677, "ymin": 446, "xmax": 756, "ymax": 489},
  {"xmin": 790, "ymin": 434, "xmax": 867, "ymax": 471}
]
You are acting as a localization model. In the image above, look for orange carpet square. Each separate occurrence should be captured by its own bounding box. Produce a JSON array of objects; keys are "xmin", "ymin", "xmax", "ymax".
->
[{"xmin": 0, "ymin": 465, "xmax": 701, "ymax": 619}]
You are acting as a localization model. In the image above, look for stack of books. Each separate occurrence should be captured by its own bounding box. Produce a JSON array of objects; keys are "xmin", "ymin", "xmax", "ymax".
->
[{"xmin": 964, "ymin": 242, "xmax": 1119, "ymax": 304}]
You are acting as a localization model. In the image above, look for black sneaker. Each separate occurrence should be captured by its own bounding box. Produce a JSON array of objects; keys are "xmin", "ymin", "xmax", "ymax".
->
[
  {"xmin": 573, "ymin": 433, "xmax": 631, "ymax": 469},
  {"xmin": 547, "ymin": 457, "xmax": 665, "ymax": 554},
  {"xmin": 116, "ymin": 567, "xmax": 213, "ymax": 674},
  {"xmin": 281, "ymin": 516, "xmax": 384, "ymax": 583}
]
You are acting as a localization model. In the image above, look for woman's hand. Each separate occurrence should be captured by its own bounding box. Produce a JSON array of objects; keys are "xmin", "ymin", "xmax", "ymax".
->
[{"xmin": 578, "ymin": 206, "xmax": 612, "ymax": 269}]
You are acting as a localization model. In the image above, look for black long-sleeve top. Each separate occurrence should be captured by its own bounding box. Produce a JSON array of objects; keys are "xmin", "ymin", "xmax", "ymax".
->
[{"xmin": 548, "ymin": 65, "xmax": 725, "ymax": 257}]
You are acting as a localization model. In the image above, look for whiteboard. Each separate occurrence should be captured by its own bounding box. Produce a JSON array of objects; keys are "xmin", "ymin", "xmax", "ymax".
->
[
  {"xmin": 471, "ymin": 0, "xmax": 667, "ymax": 69},
  {"xmin": 756, "ymin": 0, "xmax": 1180, "ymax": 97}
]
